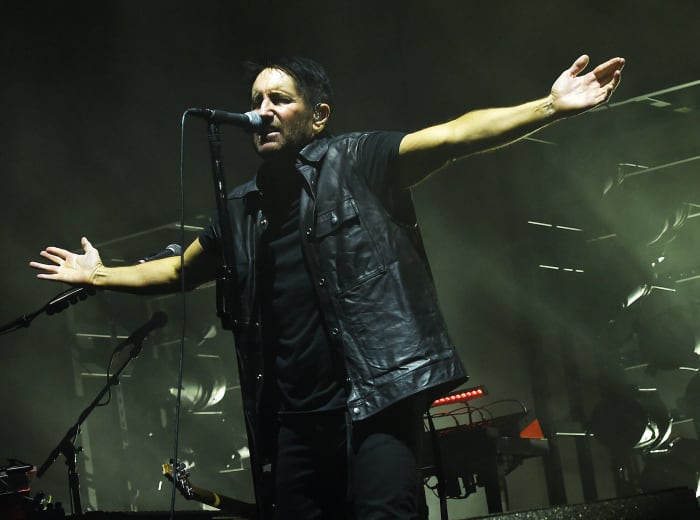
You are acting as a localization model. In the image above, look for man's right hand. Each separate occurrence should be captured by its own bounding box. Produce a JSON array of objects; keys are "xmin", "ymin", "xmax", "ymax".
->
[{"xmin": 30, "ymin": 236, "xmax": 103, "ymax": 285}]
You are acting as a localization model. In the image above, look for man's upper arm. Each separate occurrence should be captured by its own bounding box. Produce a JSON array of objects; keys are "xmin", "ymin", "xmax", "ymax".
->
[
  {"xmin": 398, "ymin": 124, "xmax": 455, "ymax": 189},
  {"xmin": 182, "ymin": 238, "xmax": 219, "ymax": 289},
  {"xmin": 399, "ymin": 98, "xmax": 559, "ymax": 189}
]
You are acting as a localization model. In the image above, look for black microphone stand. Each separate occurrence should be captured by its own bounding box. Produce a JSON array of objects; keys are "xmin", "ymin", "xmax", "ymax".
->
[
  {"xmin": 0, "ymin": 287, "xmax": 96, "ymax": 335},
  {"xmin": 36, "ymin": 312, "xmax": 167, "ymax": 516},
  {"xmin": 206, "ymin": 122, "xmax": 239, "ymax": 330},
  {"xmin": 205, "ymin": 122, "xmax": 268, "ymax": 517}
]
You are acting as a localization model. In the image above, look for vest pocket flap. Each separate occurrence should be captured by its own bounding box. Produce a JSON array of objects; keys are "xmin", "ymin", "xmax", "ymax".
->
[{"xmin": 315, "ymin": 198, "xmax": 358, "ymax": 238}]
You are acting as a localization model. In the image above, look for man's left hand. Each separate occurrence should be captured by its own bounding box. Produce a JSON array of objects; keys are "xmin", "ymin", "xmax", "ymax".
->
[{"xmin": 550, "ymin": 55, "xmax": 625, "ymax": 115}]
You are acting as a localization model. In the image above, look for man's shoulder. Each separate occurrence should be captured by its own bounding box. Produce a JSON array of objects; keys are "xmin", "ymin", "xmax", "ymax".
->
[
  {"xmin": 309, "ymin": 131, "xmax": 405, "ymax": 155},
  {"xmin": 329, "ymin": 130, "xmax": 401, "ymax": 145},
  {"xmin": 298, "ymin": 132, "xmax": 368, "ymax": 163},
  {"xmin": 226, "ymin": 177, "xmax": 259, "ymax": 200},
  {"xmin": 310, "ymin": 131, "xmax": 369, "ymax": 149}
]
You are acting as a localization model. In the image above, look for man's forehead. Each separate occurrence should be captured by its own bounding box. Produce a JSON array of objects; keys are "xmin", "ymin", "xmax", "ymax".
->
[{"xmin": 251, "ymin": 67, "xmax": 299, "ymax": 95}]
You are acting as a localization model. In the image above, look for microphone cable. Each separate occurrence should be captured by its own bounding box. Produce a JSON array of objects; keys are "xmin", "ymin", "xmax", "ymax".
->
[{"xmin": 167, "ymin": 109, "xmax": 192, "ymax": 519}]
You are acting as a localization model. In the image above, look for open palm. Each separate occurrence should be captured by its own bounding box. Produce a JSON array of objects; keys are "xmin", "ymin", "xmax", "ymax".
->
[
  {"xmin": 551, "ymin": 55, "xmax": 625, "ymax": 114},
  {"xmin": 29, "ymin": 236, "xmax": 103, "ymax": 284}
]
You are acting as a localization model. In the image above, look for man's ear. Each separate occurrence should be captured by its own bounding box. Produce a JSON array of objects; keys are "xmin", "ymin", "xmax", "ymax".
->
[{"xmin": 312, "ymin": 103, "xmax": 331, "ymax": 134}]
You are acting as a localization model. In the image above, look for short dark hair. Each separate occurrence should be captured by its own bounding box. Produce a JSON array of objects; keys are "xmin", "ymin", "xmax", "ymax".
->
[{"xmin": 243, "ymin": 56, "xmax": 334, "ymax": 108}]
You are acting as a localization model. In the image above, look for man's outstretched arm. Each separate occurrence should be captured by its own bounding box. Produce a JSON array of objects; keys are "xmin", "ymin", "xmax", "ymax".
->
[
  {"xmin": 29, "ymin": 236, "xmax": 217, "ymax": 294},
  {"xmin": 398, "ymin": 54, "xmax": 625, "ymax": 188}
]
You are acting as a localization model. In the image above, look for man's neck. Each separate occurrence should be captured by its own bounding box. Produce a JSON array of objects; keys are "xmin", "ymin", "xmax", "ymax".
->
[{"xmin": 258, "ymin": 161, "xmax": 299, "ymax": 194}]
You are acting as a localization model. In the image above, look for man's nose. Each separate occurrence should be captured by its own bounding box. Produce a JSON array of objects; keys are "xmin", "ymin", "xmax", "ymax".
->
[{"xmin": 257, "ymin": 98, "xmax": 275, "ymax": 115}]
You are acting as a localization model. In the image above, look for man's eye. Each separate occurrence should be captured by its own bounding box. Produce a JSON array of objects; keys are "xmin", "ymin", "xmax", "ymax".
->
[{"xmin": 250, "ymin": 94, "xmax": 293, "ymax": 109}]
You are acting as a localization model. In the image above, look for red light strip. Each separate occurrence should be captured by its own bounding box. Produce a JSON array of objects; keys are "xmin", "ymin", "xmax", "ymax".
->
[{"xmin": 431, "ymin": 386, "xmax": 487, "ymax": 407}]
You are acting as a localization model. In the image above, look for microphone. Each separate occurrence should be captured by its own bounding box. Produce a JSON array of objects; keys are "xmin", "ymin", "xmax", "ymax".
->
[
  {"xmin": 188, "ymin": 108, "xmax": 263, "ymax": 131},
  {"xmin": 118, "ymin": 312, "xmax": 169, "ymax": 352},
  {"xmin": 131, "ymin": 311, "xmax": 168, "ymax": 339},
  {"xmin": 138, "ymin": 244, "xmax": 182, "ymax": 264}
]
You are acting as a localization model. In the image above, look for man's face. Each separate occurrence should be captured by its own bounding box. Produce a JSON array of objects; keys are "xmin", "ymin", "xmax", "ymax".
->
[{"xmin": 251, "ymin": 68, "xmax": 315, "ymax": 160}]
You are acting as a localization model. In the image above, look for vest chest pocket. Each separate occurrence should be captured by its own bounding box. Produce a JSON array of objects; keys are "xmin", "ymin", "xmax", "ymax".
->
[{"xmin": 314, "ymin": 197, "xmax": 384, "ymax": 294}]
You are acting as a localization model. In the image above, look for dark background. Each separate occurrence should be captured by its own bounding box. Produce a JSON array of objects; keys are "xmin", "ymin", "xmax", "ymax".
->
[{"xmin": 1, "ymin": 1, "xmax": 699, "ymax": 517}]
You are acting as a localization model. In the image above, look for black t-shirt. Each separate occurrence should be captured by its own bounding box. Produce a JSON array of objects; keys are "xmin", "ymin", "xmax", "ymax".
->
[
  {"xmin": 256, "ymin": 168, "xmax": 347, "ymax": 413},
  {"xmin": 200, "ymin": 131, "xmax": 406, "ymax": 413}
]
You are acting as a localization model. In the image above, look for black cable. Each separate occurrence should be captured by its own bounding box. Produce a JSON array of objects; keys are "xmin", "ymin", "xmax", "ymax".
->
[{"xmin": 168, "ymin": 110, "xmax": 191, "ymax": 519}]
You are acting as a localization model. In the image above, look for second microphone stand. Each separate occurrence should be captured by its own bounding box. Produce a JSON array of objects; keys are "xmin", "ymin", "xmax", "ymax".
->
[{"xmin": 36, "ymin": 312, "xmax": 168, "ymax": 515}]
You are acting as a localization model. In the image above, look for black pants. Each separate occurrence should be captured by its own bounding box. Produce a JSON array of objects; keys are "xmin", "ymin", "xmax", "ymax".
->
[{"xmin": 273, "ymin": 398, "xmax": 426, "ymax": 519}]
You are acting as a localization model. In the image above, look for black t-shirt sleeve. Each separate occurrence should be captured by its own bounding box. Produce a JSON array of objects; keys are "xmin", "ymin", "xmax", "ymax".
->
[
  {"xmin": 198, "ymin": 214, "xmax": 221, "ymax": 256},
  {"xmin": 353, "ymin": 130, "xmax": 418, "ymax": 226},
  {"xmin": 355, "ymin": 131, "xmax": 406, "ymax": 203}
]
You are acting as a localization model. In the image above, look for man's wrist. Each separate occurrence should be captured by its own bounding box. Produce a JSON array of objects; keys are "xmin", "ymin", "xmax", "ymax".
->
[
  {"xmin": 541, "ymin": 94, "xmax": 557, "ymax": 119},
  {"xmin": 90, "ymin": 264, "xmax": 108, "ymax": 287}
]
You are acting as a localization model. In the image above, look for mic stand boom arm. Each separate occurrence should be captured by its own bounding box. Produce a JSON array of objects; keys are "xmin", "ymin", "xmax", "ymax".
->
[{"xmin": 0, "ymin": 287, "xmax": 97, "ymax": 335}]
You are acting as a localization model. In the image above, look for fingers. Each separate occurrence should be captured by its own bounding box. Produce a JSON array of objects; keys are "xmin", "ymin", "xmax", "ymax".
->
[
  {"xmin": 597, "ymin": 56, "xmax": 625, "ymax": 72},
  {"xmin": 29, "ymin": 260, "xmax": 52, "ymax": 271},
  {"xmin": 29, "ymin": 259, "xmax": 62, "ymax": 281},
  {"xmin": 596, "ymin": 70, "xmax": 622, "ymax": 104},
  {"xmin": 29, "ymin": 242, "xmax": 76, "ymax": 274},
  {"xmin": 30, "ymin": 237, "xmax": 96, "ymax": 283},
  {"xmin": 593, "ymin": 57, "xmax": 625, "ymax": 85},
  {"xmin": 81, "ymin": 236, "xmax": 93, "ymax": 252},
  {"xmin": 569, "ymin": 54, "xmax": 590, "ymax": 76},
  {"xmin": 610, "ymin": 69, "xmax": 622, "ymax": 90},
  {"xmin": 39, "ymin": 246, "xmax": 72, "ymax": 264},
  {"xmin": 570, "ymin": 55, "xmax": 624, "ymax": 86},
  {"xmin": 37, "ymin": 251, "xmax": 61, "ymax": 265},
  {"xmin": 32, "ymin": 238, "xmax": 91, "ymax": 266},
  {"xmin": 29, "ymin": 261, "xmax": 60, "ymax": 278}
]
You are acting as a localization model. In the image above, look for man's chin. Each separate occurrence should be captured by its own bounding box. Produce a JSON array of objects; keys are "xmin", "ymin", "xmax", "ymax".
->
[
  {"xmin": 254, "ymin": 141, "xmax": 282, "ymax": 157},
  {"xmin": 254, "ymin": 140, "xmax": 302, "ymax": 162}
]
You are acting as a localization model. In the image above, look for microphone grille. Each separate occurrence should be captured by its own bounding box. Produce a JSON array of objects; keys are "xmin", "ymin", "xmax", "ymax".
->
[
  {"xmin": 246, "ymin": 111, "xmax": 263, "ymax": 130},
  {"xmin": 166, "ymin": 244, "xmax": 183, "ymax": 256}
]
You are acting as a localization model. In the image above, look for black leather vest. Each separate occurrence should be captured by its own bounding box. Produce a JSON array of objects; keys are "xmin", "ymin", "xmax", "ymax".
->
[{"xmin": 219, "ymin": 132, "xmax": 467, "ymax": 493}]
